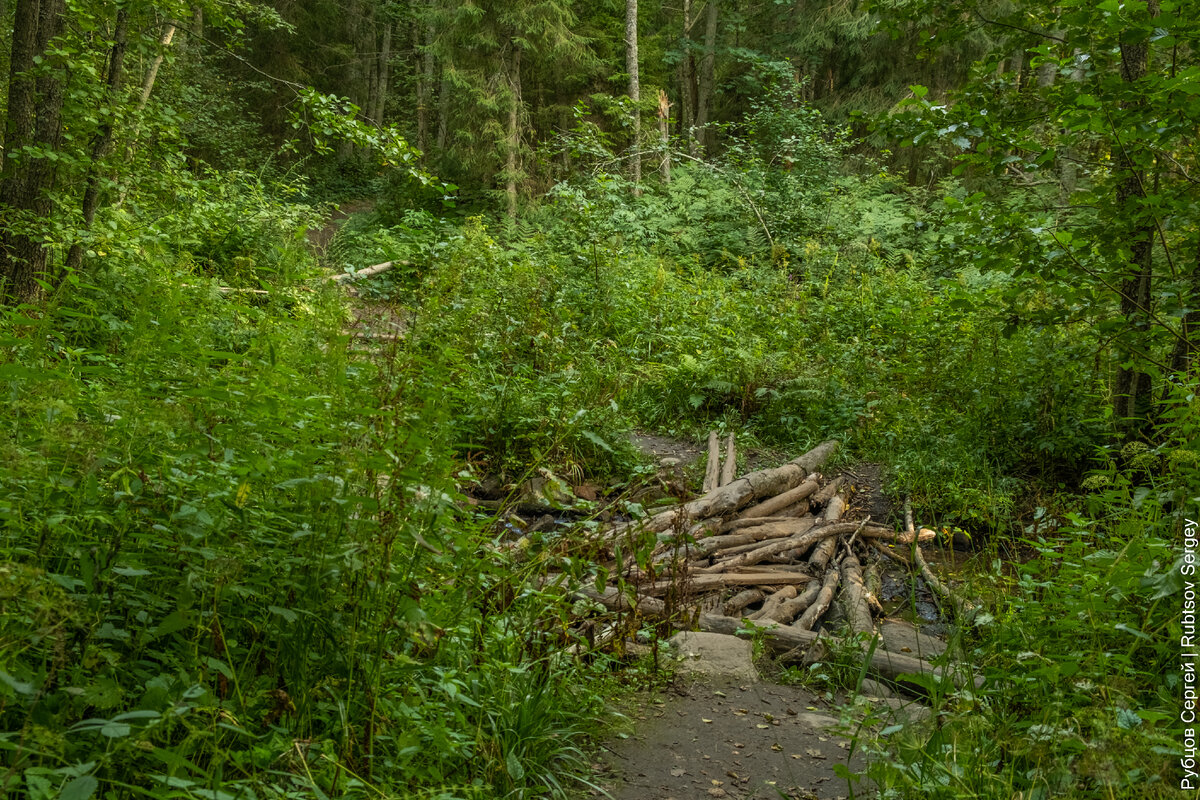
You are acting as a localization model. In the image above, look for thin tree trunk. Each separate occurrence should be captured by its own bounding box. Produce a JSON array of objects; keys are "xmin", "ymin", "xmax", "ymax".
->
[
  {"xmin": 1113, "ymin": 0, "xmax": 1159, "ymax": 433},
  {"xmin": 417, "ymin": 14, "xmax": 435, "ymax": 157},
  {"xmin": 679, "ymin": 0, "xmax": 697, "ymax": 148},
  {"xmin": 695, "ymin": 0, "xmax": 718, "ymax": 153},
  {"xmin": 505, "ymin": 45, "xmax": 522, "ymax": 218},
  {"xmin": 657, "ymin": 88, "xmax": 671, "ymax": 183},
  {"xmin": 373, "ymin": 20, "xmax": 392, "ymax": 127},
  {"xmin": 64, "ymin": 8, "xmax": 129, "ymax": 277},
  {"xmin": 625, "ymin": 0, "xmax": 641, "ymax": 194},
  {"xmin": 1166, "ymin": 237, "xmax": 1200, "ymax": 378},
  {"xmin": 436, "ymin": 68, "xmax": 450, "ymax": 150},
  {"xmin": 138, "ymin": 24, "xmax": 176, "ymax": 111}
]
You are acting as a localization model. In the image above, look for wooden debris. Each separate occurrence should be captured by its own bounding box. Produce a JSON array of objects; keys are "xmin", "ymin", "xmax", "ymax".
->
[
  {"xmin": 739, "ymin": 477, "xmax": 818, "ymax": 519},
  {"xmin": 719, "ymin": 432, "xmax": 737, "ymax": 487},
  {"xmin": 330, "ymin": 259, "xmax": 411, "ymax": 283},
  {"xmin": 747, "ymin": 586, "xmax": 798, "ymax": 620},
  {"xmin": 838, "ymin": 551, "xmax": 875, "ymax": 637},
  {"xmin": 703, "ymin": 431, "xmax": 721, "ymax": 492},
  {"xmin": 793, "ymin": 564, "xmax": 840, "ymax": 631},
  {"xmin": 723, "ymin": 588, "xmax": 764, "ymax": 616}
]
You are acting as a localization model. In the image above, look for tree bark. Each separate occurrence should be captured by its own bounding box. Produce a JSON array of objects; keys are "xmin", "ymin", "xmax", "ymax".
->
[
  {"xmin": 719, "ymin": 432, "xmax": 736, "ymax": 486},
  {"xmin": 703, "ymin": 430, "xmax": 721, "ymax": 493},
  {"xmin": 64, "ymin": 8, "xmax": 129, "ymax": 277},
  {"xmin": 417, "ymin": 12, "xmax": 436, "ymax": 157},
  {"xmin": 656, "ymin": 88, "xmax": 671, "ymax": 183},
  {"xmin": 505, "ymin": 45, "xmax": 522, "ymax": 218},
  {"xmin": 372, "ymin": 19, "xmax": 392, "ymax": 128},
  {"xmin": 1113, "ymin": 1, "xmax": 1159, "ymax": 434},
  {"xmin": 138, "ymin": 23, "xmax": 177, "ymax": 112},
  {"xmin": 694, "ymin": 0, "xmax": 718, "ymax": 153},
  {"xmin": 0, "ymin": 0, "xmax": 66, "ymax": 304},
  {"xmin": 625, "ymin": 0, "xmax": 641, "ymax": 194}
]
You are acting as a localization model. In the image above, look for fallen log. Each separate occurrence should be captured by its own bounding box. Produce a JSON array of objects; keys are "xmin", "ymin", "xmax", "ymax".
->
[
  {"xmin": 794, "ymin": 564, "xmax": 840, "ymax": 631},
  {"xmin": 703, "ymin": 431, "xmax": 721, "ymax": 493},
  {"xmin": 738, "ymin": 477, "xmax": 818, "ymax": 519},
  {"xmin": 839, "ymin": 551, "xmax": 875, "ymax": 637},
  {"xmin": 747, "ymin": 586, "xmax": 797, "ymax": 620},
  {"xmin": 606, "ymin": 440, "xmax": 838, "ymax": 540},
  {"xmin": 913, "ymin": 541, "xmax": 978, "ymax": 617},
  {"xmin": 723, "ymin": 588, "xmax": 764, "ymax": 616},
  {"xmin": 810, "ymin": 476, "xmax": 846, "ymax": 508},
  {"xmin": 699, "ymin": 524, "xmax": 833, "ymax": 574},
  {"xmin": 640, "ymin": 571, "xmax": 813, "ymax": 595},
  {"xmin": 329, "ymin": 259, "xmax": 411, "ymax": 283},
  {"xmin": 808, "ymin": 492, "xmax": 846, "ymax": 569},
  {"xmin": 575, "ymin": 585, "xmax": 667, "ymax": 617},
  {"xmin": 903, "ymin": 498, "xmax": 977, "ymax": 617},
  {"xmin": 762, "ymin": 579, "xmax": 822, "ymax": 624},
  {"xmin": 719, "ymin": 432, "xmax": 737, "ymax": 487},
  {"xmin": 698, "ymin": 614, "xmax": 982, "ymax": 694}
]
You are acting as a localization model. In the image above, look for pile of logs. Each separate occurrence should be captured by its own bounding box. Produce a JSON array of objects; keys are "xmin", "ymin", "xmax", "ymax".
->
[{"xmin": 554, "ymin": 438, "xmax": 981, "ymax": 697}]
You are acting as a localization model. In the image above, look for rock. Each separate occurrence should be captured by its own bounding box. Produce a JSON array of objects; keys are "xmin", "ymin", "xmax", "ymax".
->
[
  {"xmin": 857, "ymin": 678, "xmax": 897, "ymax": 698},
  {"xmin": 863, "ymin": 695, "xmax": 932, "ymax": 726},
  {"xmin": 880, "ymin": 620, "xmax": 946, "ymax": 658},
  {"xmin": 668, "ymin": 631, "xmax": 759, "ymax": 683}
]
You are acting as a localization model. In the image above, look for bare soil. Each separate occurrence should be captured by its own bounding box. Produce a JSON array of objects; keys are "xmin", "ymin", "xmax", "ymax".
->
[{"xmin": 595, "ymin": 677, "xmax": 869, "ymax": 800}]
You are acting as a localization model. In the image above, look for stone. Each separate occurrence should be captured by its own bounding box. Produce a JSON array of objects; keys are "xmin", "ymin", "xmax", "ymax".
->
[
  {"xmin": 668, "ymin": 631, "xmax": 759, "ymax": 683},
  {"xmin": 880, "ymin": 620, "xmax": 947, "ymax": 658}
]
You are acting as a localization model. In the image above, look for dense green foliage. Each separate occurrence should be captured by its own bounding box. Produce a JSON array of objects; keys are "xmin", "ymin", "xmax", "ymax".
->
[{"xmin": 1, "ymin": 0, "xmax": 1198, "ymax": 798}]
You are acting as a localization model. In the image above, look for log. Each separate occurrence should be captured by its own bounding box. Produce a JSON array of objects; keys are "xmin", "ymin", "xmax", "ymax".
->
[
  {"xmin": 699, "ymin": 524, "xmax": 832, "ymax": 574},
  {"xmin": 606, "ymin": 440, "xmax": 838, "ymax": 540},
  {"xmin": 808, "ymin": 490, "xmax": 848, "ymax": 571},
  {"xmin": 794, "ymin": 564, "xmax": 840, "ymax": 630},
  {"xmin": 913, "ymin": 543, "xmax": 978, "ymax": 617},
  {"xmin": 574, "ymin": 585, "xmax": 667, "ymax": 617},
  {"xmin": 697, "ymin": 614, "xmax": 981, "ymax": 694},
  {"xmin": 839, "ymin": 551, "xmax": 875, "ymax": 637},
  {"xmin": 640, "ymin": 571, "xmax": 813, "ymax": 595},
  {"xmin": 864, "ymin": 558, "xmax": 885, "ymax": 616},
  {"xmin": 762, "ymin": 579, "xmax": 821, "ymax": 624},
  {"xmin": 872, "ymin": 539, "xmax": 911, "ymax": 567},
  {"xmin": 902, "ymin": 498, "xmax": 977, "ymax": 616},
  {"xmin": 719, "ymin": 432, "xmax": 737, "ymax": 487},
  {"xmin": 810, "ymin": 476, "xmax": 846, "ymax": 508},
  {"xmin": 330, "ymin": 259, "xmax": 411, "ymax": 283},
  {"xmin": 723, "ymin": 588, "xmax": 764, "ymax": 616},
  {"xmin": 747, "ymin": 586, "xmax": 797, "ymax": 620},
  {"xmin": 703, "ymin": 431, "xmax": 721, "ymax": 492},
  {"xmin": 738, "ymin": 477, "xmax": 818, "ymax": 519}
]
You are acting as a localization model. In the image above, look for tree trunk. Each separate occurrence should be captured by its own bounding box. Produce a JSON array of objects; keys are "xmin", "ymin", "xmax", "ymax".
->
[
  {"xmin": 64, "ymin": 8, "xmax": 129, "ymax": 277},
  {"xmin": 417, "ymin": 13, "xmax": 435, "ymax": 157},
  {"xmin": 436, "ymin": 68, "xmax": 451, "ymax": 151},
  {"xmin": 138, "ymin": 23, "xmax": 176, "ymax": 112},
  {"xmin": 505, "ymin": 45, "xmax": 522, "ymax": 218},
  {"xmin": 678, "ymin": 0, "xmax": 697, "ymax": 148},
  {"xmin": 625, "ymin": 0, "xmax": 641, "ymax": 194},
  {"xmin": 373, "ymin": 19, "xmax": 392, "ymax": 128},
  {"xmin": 695, "ymin": 0, "xmax": 718, "ymax": 153},
  {"xmin": 1113, "ymin": 1, "xmax": 1159, "ymax": 434},
  {"xmin": 0, "ymin": 0, "xmax": 66, "ymax": 304},
  {"xmin": 657, "ymin": 88, "xmax": 671, "ymax": 183}
]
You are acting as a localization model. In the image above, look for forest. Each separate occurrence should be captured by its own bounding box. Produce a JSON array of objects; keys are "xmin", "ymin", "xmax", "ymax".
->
[{"xmin": 0, "ymin": 0, "xmax": 1197, "ymax": 798}]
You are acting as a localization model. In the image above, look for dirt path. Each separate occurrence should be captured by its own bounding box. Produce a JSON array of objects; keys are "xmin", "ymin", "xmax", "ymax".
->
[{"xmin": 597, "ymin": 677, "xmax": 868, "ymax": 800}]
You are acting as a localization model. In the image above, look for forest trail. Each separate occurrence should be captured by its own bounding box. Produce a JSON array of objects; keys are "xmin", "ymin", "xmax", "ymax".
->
[
  {"xmin": 596, "ymin": 675, "xmax": 867, "ymax": 800},
  {"xmin": 321, "ymin": 219, "xmax": 969, "ymax": 797}
]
